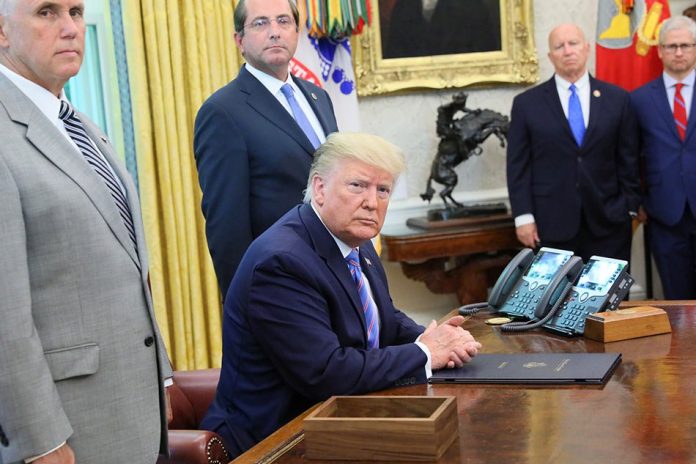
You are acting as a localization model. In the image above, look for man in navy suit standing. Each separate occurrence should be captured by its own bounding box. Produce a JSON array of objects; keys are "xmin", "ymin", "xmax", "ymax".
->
[
  {"xmin": 507, "ymin": 23, "xmax": 640, "ymax": 263},
  {"xmin": 631, "ymin": 16, "xmax": 696, "ymax": 299},
  {"xmin": 194, "ymin": 0, "xmax": 338, "ymax": 298},
  {"xmin": 201, "ymin": 132, "xmax": 482, "ymax": 459}
]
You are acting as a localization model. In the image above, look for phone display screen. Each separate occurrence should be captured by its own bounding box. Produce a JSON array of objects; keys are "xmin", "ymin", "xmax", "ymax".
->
[
  {"xmin": 575, "ymin": 259, "xmax": 625, "ymax": 295},
  {"xmin": 524, "ymin": 250, "xmax": 571, "ymax": 283}
]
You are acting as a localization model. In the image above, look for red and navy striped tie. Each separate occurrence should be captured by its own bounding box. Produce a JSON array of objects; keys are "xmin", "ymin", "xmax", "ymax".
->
[
  {"xmin": 346, "ymin": 249, "xmax": 380, "ymax": 349},
  {"xmin": 59, "ymin": 100, "xmax": 139, "ymax": 259}
]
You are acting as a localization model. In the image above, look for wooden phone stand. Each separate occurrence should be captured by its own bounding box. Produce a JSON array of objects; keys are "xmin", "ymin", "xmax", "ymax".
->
[{"xmin": 584, "ymin": 306, "xmax": 672, "ymax": 342}]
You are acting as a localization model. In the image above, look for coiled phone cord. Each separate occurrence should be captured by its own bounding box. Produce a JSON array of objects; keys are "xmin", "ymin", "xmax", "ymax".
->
[{"xmin": 457, "ymin": 301, "xmax": 491, "ymax": 315}]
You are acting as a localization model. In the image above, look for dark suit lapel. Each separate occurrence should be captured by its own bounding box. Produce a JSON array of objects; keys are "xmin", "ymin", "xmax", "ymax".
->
[
  {"xmin": 294, "ymin": 75, "xmax": 333, "ymax": 136},
  {"xmin": 542, "ymin": 77, "xmax": 576, "ymax": 143},
  {"xmin": 650, "ymin": 76, "xmax": 680, "ymax": 141},
  {"xmin": 684, "ymin": 80, "xmax": 696, "ymax": 143},
  {"xmin": 238, "ymin": 66, "xmax": 316, "ymax": 155},
  {"xmin": 0, "ymin": 75, "xmax": 140, "ymax": 269},
  {"xmin": 299, "ymin": 205, "xmax": 369, "ymax": 339},
  {"xmin": 584, "ymin": 77, "xmax": 603, "ymax": 147}
]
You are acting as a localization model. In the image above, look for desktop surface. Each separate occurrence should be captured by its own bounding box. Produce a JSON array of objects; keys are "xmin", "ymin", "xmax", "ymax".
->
[{"xmin": 234, "ymin": 302, "xmax": 696, "ymax": 464}]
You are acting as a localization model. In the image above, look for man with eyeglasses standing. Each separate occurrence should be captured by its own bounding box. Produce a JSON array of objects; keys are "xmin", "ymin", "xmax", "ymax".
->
[
  {"xmin": 194, "ymin": 0, "xmax": 338, "ymax": 299},
  {"xmin": 631, "ymin": 15, "xmax": 696, "ymax": 299}
]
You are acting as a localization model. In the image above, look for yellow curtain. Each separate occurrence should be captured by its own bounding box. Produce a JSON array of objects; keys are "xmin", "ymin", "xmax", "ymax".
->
[{"xmin": 121, "ymin": 0, "xmax": 239, "ymax": 370}]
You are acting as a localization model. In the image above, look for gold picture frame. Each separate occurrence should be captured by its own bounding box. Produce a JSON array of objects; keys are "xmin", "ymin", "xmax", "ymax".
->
[{"xmin": 352, "ymin": 0, "xmax": 539, "ymax": 96}]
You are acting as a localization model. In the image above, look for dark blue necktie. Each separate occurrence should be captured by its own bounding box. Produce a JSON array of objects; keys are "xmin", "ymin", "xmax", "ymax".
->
[
  {"xmin": 568, "ymin": 84, "xmax": 585, "ymax": 146},
  {"xmin": 345, "ymin": 249, "xmax": 380, "ymax": 349},
  {"xmin": 59, "ymin": 100, "xmax": 139, "ymax": 259},
  {"xmin": 280, "ymin": 83, "xmax": 321, "ymax": 149}
]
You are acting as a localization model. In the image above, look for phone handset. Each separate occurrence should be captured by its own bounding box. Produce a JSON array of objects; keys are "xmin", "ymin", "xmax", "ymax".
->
[
  {"xmin": 488, "ymin": 248, "xmax": 535, "ymax": 309},
  {"xmin": 501, "ymin": 256, "xmax": 584, "ymax": 332},
  {"xmin": 458, "ymin": 248, "xmax": 535, "ymax": 315}
]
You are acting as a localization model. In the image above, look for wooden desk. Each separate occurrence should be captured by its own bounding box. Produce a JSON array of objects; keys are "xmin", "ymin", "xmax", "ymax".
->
[
  {"xmin": 380, "ymin": 214, "xmax": 520, "ymax": 305},
  {"xmin": 235, "ymin": 302, "xmax": 696, "ymax": 464}
]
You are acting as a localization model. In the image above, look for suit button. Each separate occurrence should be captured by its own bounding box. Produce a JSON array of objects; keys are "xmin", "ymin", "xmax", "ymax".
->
[{"xmin": 144, "ymin": 336, "xmax": 154, "ymax": 347}]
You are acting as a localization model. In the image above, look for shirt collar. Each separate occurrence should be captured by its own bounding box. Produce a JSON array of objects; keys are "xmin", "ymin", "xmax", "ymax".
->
[
  {"xmin": 663, "ymin": 69, "xmax": 696, "ymax": 89},
  {"xmin": 244, "ymin": 62, "xmax": 298, "ymax": 97},
  {"xmin": 554, "ymin": 71, "xmax": 590, "ymax": 91},
  {"xmin": 0, "ymin": 63, "xmax": 66, "ymax": 122},
  {"xmin": 309, "ymin": 202, "xmax": 357, "ymax": 259}
]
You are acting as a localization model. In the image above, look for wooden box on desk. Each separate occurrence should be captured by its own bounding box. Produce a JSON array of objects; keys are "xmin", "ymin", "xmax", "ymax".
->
[
  {"xmin": 584, "ymin": 306, "xmax": 671, "ymax": 342},
  {"xmin": 303, "ymin": 396, "xmax": 458, "ymax": 461}
]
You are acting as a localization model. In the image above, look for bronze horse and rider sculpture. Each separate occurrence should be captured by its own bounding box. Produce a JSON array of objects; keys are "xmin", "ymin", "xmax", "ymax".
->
[{"xmin": 421, "ymin": 93, "xmax": 510, "ymax": 218}]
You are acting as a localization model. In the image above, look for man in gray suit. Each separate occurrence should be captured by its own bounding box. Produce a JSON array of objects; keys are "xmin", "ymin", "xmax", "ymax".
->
[{"xmin": 0, "ymin": 1, "xmax": 171, "ymax": 463}]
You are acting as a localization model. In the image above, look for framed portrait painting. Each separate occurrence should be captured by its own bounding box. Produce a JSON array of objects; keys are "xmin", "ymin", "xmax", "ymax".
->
[{"xmin": 352, "ymin": 0, "xmax": 539, "ymax": 96}]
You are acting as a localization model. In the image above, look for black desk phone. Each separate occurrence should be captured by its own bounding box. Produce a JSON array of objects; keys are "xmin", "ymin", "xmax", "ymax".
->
[
  {"xmin": 496, "ymin": 247, "xmax": 576, "ymax": 320},
  {"xmin": 459, "ymin": 248, "xmax": 634, "ymax": 336},
  {"xmin": 544, "ymin": 256, "xmax": 634, "ymax": 336}
]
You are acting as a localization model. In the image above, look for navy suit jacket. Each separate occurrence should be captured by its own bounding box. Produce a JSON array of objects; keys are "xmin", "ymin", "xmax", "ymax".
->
[
  {"xmin": 506, "ymin": 76, "xmax": 640, "ymax": 241},
  {"xmin": 201, "ymin": 204, "xmax": 427, "ymax": 458},
  {"xmin": 194, "ymin": 65, "xmax": 338, "ymax": 296},
  {"xmin": 631, "ymin": 76, "xmax": 696, "ymax": 226}
]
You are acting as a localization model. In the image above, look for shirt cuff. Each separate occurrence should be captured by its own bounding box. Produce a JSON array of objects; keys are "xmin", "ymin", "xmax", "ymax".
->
[
  {"xmin": 414, "ymin": 338, "xmax": 433, "ymax": 379},
  {"xmin": 164, "ymin": 377, "xmax": 173, "ymax": 388},
  {"xmin": 25, "ymin": 442, "xmax": 65, "ymax": 462},
  {"xmin": 514, "ymin": 213, "xmax": 535, "ymax": 227}
]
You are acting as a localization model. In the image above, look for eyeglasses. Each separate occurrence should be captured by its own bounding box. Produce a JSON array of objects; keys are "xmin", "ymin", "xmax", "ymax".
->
[
  {"xmin": 243, "ymin": 15, "xmax": 295, "ymax": 32},
  {"xmin": 661, "ymin": 43, "xmax": 696, "ymax": 53}
]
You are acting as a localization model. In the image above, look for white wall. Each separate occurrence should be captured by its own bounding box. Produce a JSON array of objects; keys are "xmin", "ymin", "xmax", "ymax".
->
[{"xmin": 368, "ymin": 0, "xmax": 692, "ymax": 325}]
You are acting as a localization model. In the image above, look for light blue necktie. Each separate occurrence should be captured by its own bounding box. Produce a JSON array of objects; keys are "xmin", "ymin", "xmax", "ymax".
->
[
  {"xmin": 280, "ymin": 83, "xmax": 321, "ymax": 149},
  {"xmin": 345, "ymin": 249, "xmax": 380, "ymax": 349},
  {"xmin": 568, "ymin": 84, "xmax": 585, "ymax": 146}
]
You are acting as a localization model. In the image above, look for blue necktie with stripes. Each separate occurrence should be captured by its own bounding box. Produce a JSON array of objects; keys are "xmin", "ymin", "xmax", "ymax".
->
[
  {"xmin": 345, "ymin": 249, "xmax": 380, "ymax": 349},
  {"xmin": 59, "ymin": 100, "xmax": 139, "ymax": 258}
]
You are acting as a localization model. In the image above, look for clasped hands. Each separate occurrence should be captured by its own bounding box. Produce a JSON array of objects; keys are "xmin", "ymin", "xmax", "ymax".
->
[{"xmin": 420, "ymin": 315, "xmax": 482, "ymax": 370}]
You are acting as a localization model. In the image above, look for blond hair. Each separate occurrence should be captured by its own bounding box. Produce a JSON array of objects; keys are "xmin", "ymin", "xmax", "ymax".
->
[{"xmin": 303, "ymin": 132, "xmax": 406, "ymax": 203}]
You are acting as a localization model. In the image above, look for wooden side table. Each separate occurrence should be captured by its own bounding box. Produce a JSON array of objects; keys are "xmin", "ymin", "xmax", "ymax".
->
[{"xmin": 380, "ymin": 213, "xmax": 521, "ymax": 304}]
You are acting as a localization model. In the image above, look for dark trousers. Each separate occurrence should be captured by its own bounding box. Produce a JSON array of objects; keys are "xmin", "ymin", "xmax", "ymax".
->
[
  {"xmin": 649, "ymin": 205, "xmax": 696, "ymax": 300},
  {"xmin": 541, "ymin": 210, "xmax": 632, "ymax": 266}
]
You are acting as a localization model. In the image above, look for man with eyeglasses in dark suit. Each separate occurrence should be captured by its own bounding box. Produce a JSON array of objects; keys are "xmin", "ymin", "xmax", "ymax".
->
[
  {"xmin": 631, "ymin": 15, "xmax": 696, "ymax": 299},
  {"xmin": 194, "ymin": 0, "xmax": 338, "ymax": 300}
]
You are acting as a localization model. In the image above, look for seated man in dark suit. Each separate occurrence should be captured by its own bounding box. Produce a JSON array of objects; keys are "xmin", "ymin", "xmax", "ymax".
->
[{"xmin": 202, "ymin": 132, "xmax": 482, "ymax": 458}]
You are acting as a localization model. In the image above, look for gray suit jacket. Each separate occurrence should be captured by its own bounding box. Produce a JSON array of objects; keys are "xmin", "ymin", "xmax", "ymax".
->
[{"xmin": 0, "ymin": 73, "xmax": 171, "ymax": 463}]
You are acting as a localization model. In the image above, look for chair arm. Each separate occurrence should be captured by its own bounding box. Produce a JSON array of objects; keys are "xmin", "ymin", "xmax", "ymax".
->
[{"xmin": 158, "ymin": 430, "xmax": 230, "ymax": 464}]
